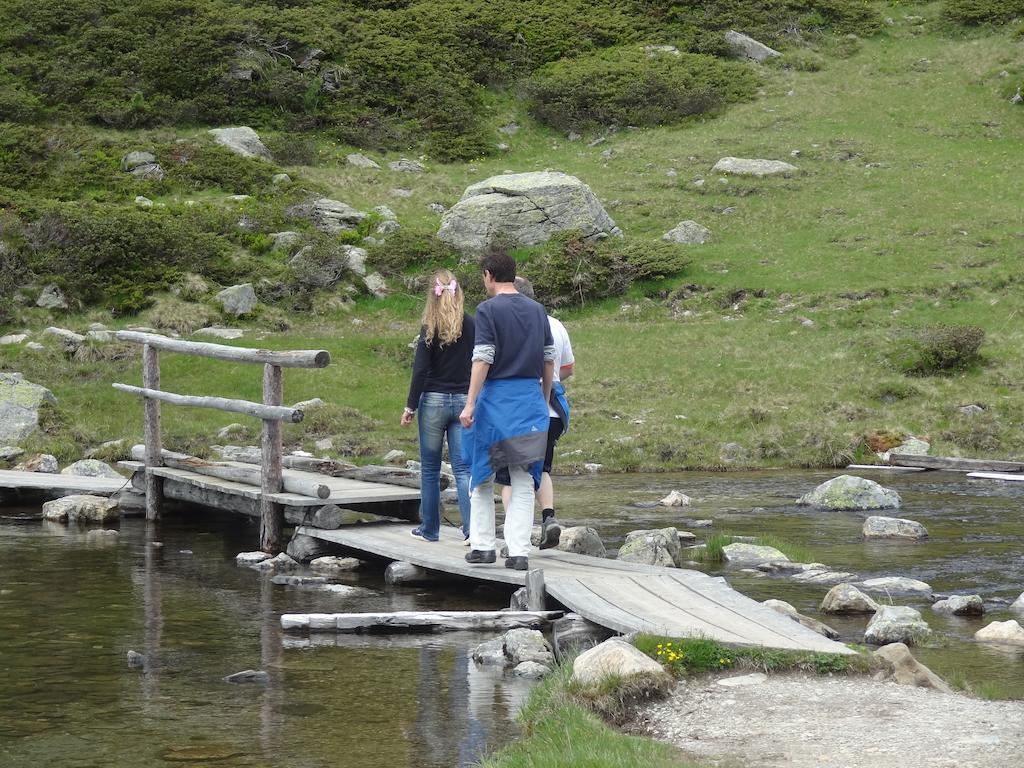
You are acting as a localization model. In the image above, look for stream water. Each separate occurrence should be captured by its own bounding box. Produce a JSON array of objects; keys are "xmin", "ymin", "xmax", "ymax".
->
[{"xmin": 1, "ymin": 469, "xmax": 1021, "ymax": 767}]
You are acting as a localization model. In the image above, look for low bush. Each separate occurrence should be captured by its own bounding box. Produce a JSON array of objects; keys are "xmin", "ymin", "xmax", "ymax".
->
[
  {"xmin": 524, "ymin": 46, "xmax": 758, "ymax": 130},
  {"xmin": 942, "ymin": 0, "xmax": 1024, "ymax": 25},
  {"xmin": 520, "ymin": 234, "xmax": 692, "ymax": 308},
  {"xmin": 367, "ymin": 229, "xmax": 460, "ymax": 278},
  {"xmin": 21, "ymin": 204, "xmax": 237, "ymax": 314},
  {"xmin": 891, "ymin": 324, "xmax": 985, "ymax": 376}
]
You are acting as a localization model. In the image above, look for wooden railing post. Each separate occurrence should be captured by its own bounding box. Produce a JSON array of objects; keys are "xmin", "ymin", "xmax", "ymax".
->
[
  {"xmin": 142, "ymin": 343, "xmax": 163, "ymax": 521},
  {"xmin": 260, "ymin": 364, "xmax": 284, "ymax": 553}
]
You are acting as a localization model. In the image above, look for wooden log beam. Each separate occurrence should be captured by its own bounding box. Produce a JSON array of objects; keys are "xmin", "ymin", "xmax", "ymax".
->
[
  {"xmin": 115, "ymin": 331, "xmax": 330, "ymax": 369},
  {"xmin": 113, "ymin": 383, "xmax": 303, "ymax": 423},
  {"xmin": 280, "ymin": 610, "xmax": 564, "ymax": 634},
  {"xmin": 129, "ymin": 445, "xmax": 330, "ymax": 499},
  {"xmin": 525, "ymin": 569, "xmax": 547, "ymax": 612},
  {"xmin": 260, "ymin": 364, "xmax": 284, "ymax": 554},
  {"xmin": 221, "ymin": 448, "xmax": 435, "ymax": 490},
  {"xmin": 886, "ymin": 454, "xmax": 1024, "ymax": 473},
  {"xmin": 142, "ymin": 343, "xmax": 163, "ymax": 521}
]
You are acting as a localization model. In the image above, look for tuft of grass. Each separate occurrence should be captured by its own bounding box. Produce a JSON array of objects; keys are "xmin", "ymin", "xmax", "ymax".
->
[
  {"xmin": 693, "ymin": 533, "xmax": 812, "ymax": 564},
  {"xmin": 633, "ymin": 634, "xmax": 871, "ymax": 678},
  {"xmin": 482, "ymin": 664, "xmax": 696, "ymax": 768}
]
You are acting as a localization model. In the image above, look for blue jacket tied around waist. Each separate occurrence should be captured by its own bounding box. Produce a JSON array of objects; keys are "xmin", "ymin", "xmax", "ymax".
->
[{"xmin": 462, "ymin": 378, "xmax": 548, "ymax": 491}]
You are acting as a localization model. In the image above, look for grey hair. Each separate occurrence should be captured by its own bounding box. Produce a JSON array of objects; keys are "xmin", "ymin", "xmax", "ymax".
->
[{"xmin": 513, "ymin": 276, "xmax": 535, "ymax": 299}]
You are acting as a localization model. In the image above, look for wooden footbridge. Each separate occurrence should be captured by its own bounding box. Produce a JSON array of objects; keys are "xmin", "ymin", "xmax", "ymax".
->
[{"xmin": 298, "ymin": 523, "xmax": 855, "ymax": 654}]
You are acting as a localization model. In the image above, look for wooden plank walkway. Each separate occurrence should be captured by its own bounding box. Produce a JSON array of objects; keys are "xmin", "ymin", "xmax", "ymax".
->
[
  {"xmin": 300, "ymin": 523, "xmax": 854, "ymax": 655},
  {"xmin": 967, "ymin": 471, "xmax": 1024, "ymax": 483},
  {"xmin": 887, "ymin": 455, "xmax": 1024, "ymax": 472},
  {"xmin": 0, "ymin": 469, "xmax": 128, "ymax": 496}
]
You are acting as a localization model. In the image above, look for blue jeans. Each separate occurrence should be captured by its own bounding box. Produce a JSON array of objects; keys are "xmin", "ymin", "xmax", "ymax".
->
[{"xmin": 417, "ymin": 392, "xmax": 471, "ymax": 540}]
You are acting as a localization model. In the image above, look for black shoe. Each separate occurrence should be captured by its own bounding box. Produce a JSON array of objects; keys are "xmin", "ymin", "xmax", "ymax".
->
[
  {"xmin": 465, "ymin": 549, "xmax": 496, "ymax": 564},
  {"xmin": 539, "ymin": 517, "xmax": 562, "ymax": 550},
  {"xmin": 505, "ymin": 556, "xmax": 529, "ymax": 571}
]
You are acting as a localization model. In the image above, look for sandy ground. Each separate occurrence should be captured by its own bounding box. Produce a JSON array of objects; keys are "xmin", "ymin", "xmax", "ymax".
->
[{"xmin": 627, "ymin": 673, "xmax": 1024, "ymax": 768}]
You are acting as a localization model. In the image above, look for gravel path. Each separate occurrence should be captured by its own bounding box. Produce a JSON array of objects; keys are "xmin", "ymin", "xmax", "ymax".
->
[{"xmin": 627, "ymin": 673, "xmax": 1024, "ymax": 768}]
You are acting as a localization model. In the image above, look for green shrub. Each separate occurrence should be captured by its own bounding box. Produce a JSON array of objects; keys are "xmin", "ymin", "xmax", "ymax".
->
[
  {"xmin": 22, "ymin": 204, "xmax": 236, "ymax": 314},
  {"xmin": 525, "ymin": 46, "xmax": 758, "ymax": 130},
  {"xmin": 161, "ymin": 142, "xmax": 273, "ymax": 195},
  {"xmin": 367, "ymin": 229, "xmax": 460, "ymax": 277},
  {"xmin": 942, "ymin": 0, "xmax": 1024, "ymax": 25},
  {"xmin": 891, "ymin": 324, "xmax": 986, "ymax": 376},
  {"xmin": 521, "ymin": 234, "xmax": 692, "ymax": 308}
]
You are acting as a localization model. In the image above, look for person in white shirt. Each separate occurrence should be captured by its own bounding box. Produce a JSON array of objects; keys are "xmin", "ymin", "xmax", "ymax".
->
[{"xmin": 498, "ymin": 276, "xmax": 574, "ymax": 549}]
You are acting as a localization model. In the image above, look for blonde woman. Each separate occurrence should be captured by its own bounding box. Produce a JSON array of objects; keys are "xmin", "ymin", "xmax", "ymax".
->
[{"xmin": 400, "ymin": 270, "xmax": 474, "ymax": 542}]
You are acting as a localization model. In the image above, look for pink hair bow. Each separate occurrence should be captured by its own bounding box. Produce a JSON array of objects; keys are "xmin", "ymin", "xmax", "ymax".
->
[{"xmin": 434, "ymin": 278, "xmax": 457, "ymax": 296}]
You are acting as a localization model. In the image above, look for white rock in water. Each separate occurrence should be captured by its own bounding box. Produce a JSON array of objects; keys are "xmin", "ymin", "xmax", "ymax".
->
[
  {"xmin": 662, "ymin": 221, "xmax": 711, "ymax": 245},
  {"xmin": 858, "ymin": 576, "xmax": 933, "ymax": 598},
  {"xmin": 61, "ymin": 459, "xmax": 123, "ymax": 479},
  {"xmin": 236, "ymin": 551, "xmax": 272, "ymax": 565},
  {"xmin": 504, "ymin": 628, "xmax": 554, "ymax": 666},
  {"xmin": 865, "ymin": 605, "xmax": 932, "ymax": 646},
  {"xmin": 42, "ymin": 494, "xmax": 120, "ymax": 523},
  {"xmin": 619, "ymin": 527, "xmax": 680, "ymax": 567},
  {"xmin": 820, "ymin": 583, "xmax": 879, "ymax": 614},
  {"xmin": 712, "ymin": 157, "xmax": 798, "ymax": 177},
  {"xmin": 572, "ymin": 637, "xmax": 669, "ymax": 687},
  {"xmin": 438, "ymin": 171, "xmax": 621, "ymax": 256},
  {"xmin": 310, "ymin": 556, "xmax": 361, "ymax": 573},
  {"xmin": 556, "ymin": 526, "xmax": 607, "ymax": 558},
  {"xmin": 974, "ymin": 620, "xmax": 1024, "ymax": 647},
  {"xmin": 931, "ymin": 595, "xmax": 984, "ymax": 616},
  {"xmin": 722, "ymin": 542, "xmax": 788, "ymax": 565},
  {"xmin": 862, "ymin": 515, "xmax": 929, "ymax": 540},
  {"xmin": 723, "ymin": 30, "xmax": 781, "ymax": 62},
  {"xmin": 208, "ymin": 126, "xmax": 273, "ymax": 160},
  {"xmin": 512, "ymin": 661, "xmax": 551, "ymax": 679},
  {"xmin": 658, "ymin": 490, "xmax": 691, "ymax": 507},
  {"xmin": 472, "ymin": 637, "xmax": 508, "ymax": 666},
  {"xmin": 797, "ymin": 475, "xmax": 900, "ymax": 510}
]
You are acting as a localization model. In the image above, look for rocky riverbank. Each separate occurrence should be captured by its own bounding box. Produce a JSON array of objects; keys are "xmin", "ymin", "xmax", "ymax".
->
[{"xmin": 628, "ymin": 673, "xmax": 1024, "ymax": 768}]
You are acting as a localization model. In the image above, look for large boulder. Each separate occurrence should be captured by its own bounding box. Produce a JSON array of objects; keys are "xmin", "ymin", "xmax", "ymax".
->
[
  {"xmin": 61, "ymin": 459, "xmax": 123, "ymax": 479},
  {"xmin": 572, "ymin": 637, "xmax": 671, "ymax": 689},
  {"xmin": 721, "ymin": 542, "xmax": 789, "ymax": 566},
  {"xmin": 437, "ymin": 171, "xmax": 621, "ymax": 256},
  {"xmin": 797, "ymin": 475, "xmax": 901, "ymax": 510},
  {"xmin": 0, "ymin": 373, "xmax": 57, "ymax": 444},
  {"xmin": 862, "ymin": 516, "xmax": 928, "ymax": 541},
  {"xmin": 723, "ymin": 30, "xmax": 781, "ymax": 62},
  {"xmin": 712, "ymin": 157, "xmax": 798, "ymax": 177},
  {"xmin": 556, "ymin": 526, "xmax": 607, "ymax": 558},
  {"xmin": 872, "ymin": 643, "xmax": 953, "ymax": 693},
  {"xmin": 820, "ymin": 583, "xmax": 879, "ymax": 614},
  {"xmin": 618, "ymin": 527, "xmax": 680, "ymax": 567},
  {"xmin": 864, "ymin": 606, "xmax": 932, "ymax": 646},
  {"xmin": 42, "ymin": 494, "xmax": 119, "ymax": 523},
  {"xmin": 215, "ymin": 283, "xmax": 257, "ymax": 316},
  {"xmin": 974, "ymin": 620, "xmax": 1024, "ymax": 647},
  {"xmin": 208, "ymin": 127, "xmax": 273, "ymax": 161},
  {"xmin": 346, "ymin": 153, "xmax": 380, "ymax": 169}
]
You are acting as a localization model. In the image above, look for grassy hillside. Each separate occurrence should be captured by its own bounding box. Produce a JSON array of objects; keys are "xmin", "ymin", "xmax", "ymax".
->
[{"xmin": 2, "ymin": 2, "xmax": 1024, "ymax": 470}]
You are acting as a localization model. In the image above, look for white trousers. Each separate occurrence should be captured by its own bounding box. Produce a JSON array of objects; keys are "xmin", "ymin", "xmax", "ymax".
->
[{"xmin": 469, "ymin": 465, "xmax": 534, "ymax": 558}]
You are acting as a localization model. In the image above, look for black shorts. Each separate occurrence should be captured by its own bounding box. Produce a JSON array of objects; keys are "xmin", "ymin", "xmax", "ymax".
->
[{"xmin": 496, "ymin": 416, "xmax": 564, "ymax": 484}]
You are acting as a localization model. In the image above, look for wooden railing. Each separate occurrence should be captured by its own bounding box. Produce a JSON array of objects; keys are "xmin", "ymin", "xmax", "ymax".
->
[{"xmin": 113, "ymin": 331, "xmax": 331, "ymax": 552}]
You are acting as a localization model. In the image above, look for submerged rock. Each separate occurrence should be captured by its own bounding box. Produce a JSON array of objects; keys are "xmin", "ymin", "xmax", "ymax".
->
[
  {"xmin": 471, "ymin": 637, "xmax": 508, "ymax": 667},
  {"xmin": 223, "ymin": 669, "xmax": 270, "ymax": 684},
  {"xmin": 862, "ymin": 515, "xmax": 928, "ymax": 540},
  {"xmin": 931, "ymin": 595, "xmax": 984, "ymax": 616},
  {"xmin": 797, "ymin": 475, "xmax": 901, "ymax": 510},
  {"xmin": 857, "ymin": 576, "xmax": 933, "ymax": 599},
  {"xmin": 310, "ymin": 555, "xmax": 362, "ymax": 573},
  {"xmin": 42, "ymin": 494, "xmax": 119, "ymax": 523},
  {"xmin": 236, "ymin": 551, "xmax": 272, "ymax": 566}
]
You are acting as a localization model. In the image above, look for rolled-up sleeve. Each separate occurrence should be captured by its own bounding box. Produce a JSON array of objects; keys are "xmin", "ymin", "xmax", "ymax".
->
[
  {"xmin": 474, "ymin": 303, "xmax": 496, "ymax": 364},
  {"xmin": 543, "ymin": 344, "xmax": 556, "ymax": 361},
  {"xmin": 473, "ymin": 344, "xmax": 495, "ymax": 364}
]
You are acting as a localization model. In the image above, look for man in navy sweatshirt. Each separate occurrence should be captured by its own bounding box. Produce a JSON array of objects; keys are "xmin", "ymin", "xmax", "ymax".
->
[{"xmin": 459, "ymin": 250, "xmax": 554, "ymax": 570}]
